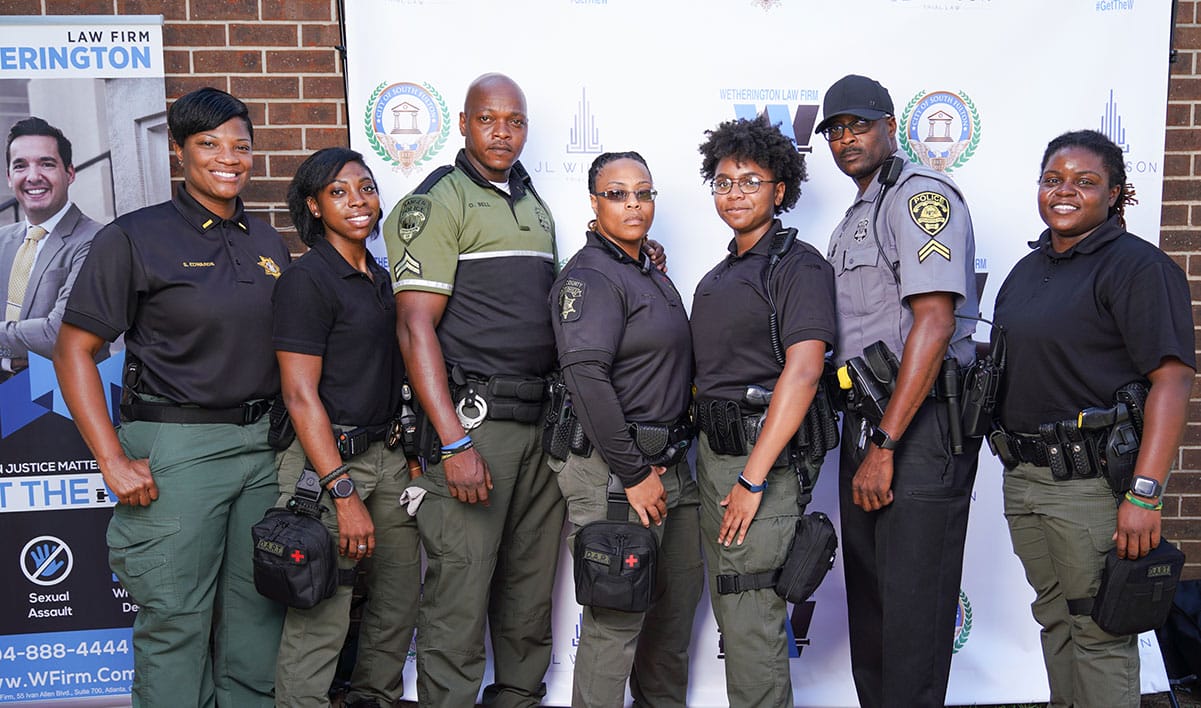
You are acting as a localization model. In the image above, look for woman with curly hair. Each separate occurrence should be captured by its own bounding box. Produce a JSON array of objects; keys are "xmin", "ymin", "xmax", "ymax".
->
[{"xmin": 690, "ymin": 115, "xmax": 836, "ymax": 707}]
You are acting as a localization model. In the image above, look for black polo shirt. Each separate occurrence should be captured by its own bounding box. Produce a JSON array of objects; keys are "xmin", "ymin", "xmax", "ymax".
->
[
  {"xmin": 691, "ymin": 221, "xmax": 837, "ymax": 401},
  {"xmin": 64, "ymin": 186, "xmax": 290, "ymax": 408},
  {"xmin": 551, "ymin": 231, "xmax": 692, "ymax": 486},
  {"xmin": 272, "ymin": 239, "xmax": 403, "ymax": 427},
  {"xmin": 995, "ymin": 216, "xmax": 1195, "ymax": 433}
]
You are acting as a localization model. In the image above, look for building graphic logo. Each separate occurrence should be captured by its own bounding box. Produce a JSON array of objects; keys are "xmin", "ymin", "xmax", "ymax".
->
[
  {"xmin": 899, "ymin": 89, "xmax": 980, "ymax": 173},
  {"xmin": 1100, "ymin": 89, "xmax": 1130, "ymax": 153},
  {"xmin": 566, "ymin": 88, "xmax": 603, "ymax": 154},
  {"xmin": 364, "ymin": 81, "xmax": 451, "ymax": 175}
]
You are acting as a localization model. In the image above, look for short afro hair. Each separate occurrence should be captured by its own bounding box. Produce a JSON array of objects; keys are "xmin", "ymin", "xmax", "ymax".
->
[{"xmin": 698, "ymin": 114, "xmax": 807, "ymax": 214}]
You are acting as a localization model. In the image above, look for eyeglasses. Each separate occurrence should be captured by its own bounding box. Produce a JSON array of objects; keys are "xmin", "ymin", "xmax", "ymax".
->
[
  {"xmin": 593, "ymin": 189, "xmax": 657, "ymax": 203},
  {"xmin": 710, "ymin": 176, "xmax": 779, "ymax": 195},
  {"xmin": 818, "ymin": 117, "xmax": 887, "ymax": 142}
]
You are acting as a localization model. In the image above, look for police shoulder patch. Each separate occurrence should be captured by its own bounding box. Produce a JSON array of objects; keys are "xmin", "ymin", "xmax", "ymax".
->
[
  {"xmin": 396, "ymin": 196, "xmax": 432, "ymax": 243},
  {"xmin": 559, "ymin": 277, "xmax": 586, "ymax": 322},
  {"xmin": 908, "ymin": 191, "xmax": 950, "ymax": 237}
]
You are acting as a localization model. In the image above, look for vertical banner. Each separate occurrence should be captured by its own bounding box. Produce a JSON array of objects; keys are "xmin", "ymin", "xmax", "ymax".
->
[
  {"xmin": 0, "ymin": 15, "xmax": 166, "ymax": 705},
  {"xmin": 346, "ymin": 1, "xmax": 1174, "ymax": 705}
]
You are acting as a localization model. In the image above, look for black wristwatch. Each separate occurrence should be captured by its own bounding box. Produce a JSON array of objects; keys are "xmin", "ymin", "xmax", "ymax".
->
[
  {"xmin": 1129, "ymin": 475, "xmax": 1162, "ymax": 500},
  {"xmin": 328, "ymin": 475, "xmax": 356, "ymax": 499},
  {"xmin": 869, "ymin": 426, "xmax": 899, "ymax": 450}
]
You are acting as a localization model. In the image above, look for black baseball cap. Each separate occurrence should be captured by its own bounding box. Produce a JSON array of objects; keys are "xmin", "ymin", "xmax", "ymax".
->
[{"xmin": 815, "ymin": 75, "xmax": 894, "ymax": 134}]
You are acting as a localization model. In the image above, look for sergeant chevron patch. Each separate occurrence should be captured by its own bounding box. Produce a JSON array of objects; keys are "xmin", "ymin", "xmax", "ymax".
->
[{"xmin": 918, "ymin": 238, "xmax": 952, "ymax": 262}]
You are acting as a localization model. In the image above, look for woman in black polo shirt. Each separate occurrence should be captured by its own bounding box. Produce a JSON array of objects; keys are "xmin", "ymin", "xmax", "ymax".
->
[
  {"xmin": 271, "ymin": 147, "xmax": 419, "ymax": 708},
  {"xmin": 994, "ymin": 129, "xmax": 1194, "ymax": 707},
  {"xmin": 54, "ymin": 87, "xmax": 288, "ymax": 707},
  {"xmin": 549, "ymin": 151, "xmax": 701, "ymax": 706},
  {"xmin": 690, "ymin": 115, "xmax": 836, "ymax": 707}
]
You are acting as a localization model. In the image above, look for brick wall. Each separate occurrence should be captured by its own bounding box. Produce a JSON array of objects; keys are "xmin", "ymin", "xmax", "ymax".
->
[
  {"xmin": 2, "ymin": 0, "xmax": 1200, "ymax": 576},
  {"xmin": 1165, "ymin": 0, "xmax": 1201, "ymax": 580}
]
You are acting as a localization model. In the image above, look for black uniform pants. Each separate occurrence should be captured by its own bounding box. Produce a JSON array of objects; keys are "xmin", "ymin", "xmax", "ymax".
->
[{"xmin": 838, "ymin": 398, "xmax": 979, "ymax": 708}]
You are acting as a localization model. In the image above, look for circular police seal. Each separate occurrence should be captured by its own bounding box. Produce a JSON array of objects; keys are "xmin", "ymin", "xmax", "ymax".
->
[
  {"xmin": 364, "ymin": 81, "xmax": 450, "ymax": 175},
  {"xmin": 899, "ymin": 90, "xmax": 980, "ymax": 174}
]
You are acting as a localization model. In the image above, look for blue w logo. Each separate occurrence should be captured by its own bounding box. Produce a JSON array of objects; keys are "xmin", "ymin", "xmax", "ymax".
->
[{"xmin": 734, "ymin": 104, "xmax": 820, "ymax": 153}]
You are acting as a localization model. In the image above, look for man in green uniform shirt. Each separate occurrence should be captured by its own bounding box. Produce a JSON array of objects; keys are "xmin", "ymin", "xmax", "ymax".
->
[{"xmin": 383, "ymin": 73, "xmax": 565, "ymax": 708}]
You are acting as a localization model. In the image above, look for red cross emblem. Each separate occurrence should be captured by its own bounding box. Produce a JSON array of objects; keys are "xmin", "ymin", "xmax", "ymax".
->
[
  {"xmin": 291, "ymin": 549, "xmax": 305, "ymax": 563},
  {"xmin": 625, "ymin": 554, "xmax": 638, "ymax": 569}
]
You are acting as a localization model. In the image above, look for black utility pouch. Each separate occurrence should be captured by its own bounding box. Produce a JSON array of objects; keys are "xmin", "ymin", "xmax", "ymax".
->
[
  {"xmin": 695, "ymin": 398, "xmax": 747, "ymax": 455},
  {"xmin": 573, "ymin": 480, "xmax": 658, "ymax": 613},
  {"xmin": 250, "ymin": 467, "xmax": 338, "ymax": 609},
  {"xmin": 1088, "ymin": 539, "xmax": 1185, "ymax": 636},
  {"xmin": 266, "ymin": 398, "xmax": 296, "ymax": 451},
  {"xmin": 775, "ymin": 511, "xmax": 838, "ymax": 604}
]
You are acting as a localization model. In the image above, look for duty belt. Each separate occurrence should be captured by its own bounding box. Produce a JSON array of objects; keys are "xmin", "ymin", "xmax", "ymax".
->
[
  {"xmin": 989, "ymin": 422, "xmax": 1104, "ymax": 481},
  {"xmin": 121, "ymin": 398, "xmax": 271, "ymax": 426},
  {"xmin": 453, "ymin": 374, "xmax": 547, "ymax": 429}
]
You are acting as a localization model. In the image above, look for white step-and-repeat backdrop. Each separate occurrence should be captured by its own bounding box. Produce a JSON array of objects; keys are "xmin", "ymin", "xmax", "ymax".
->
[{"xmin": 346, "ymin": 1, "xmax": 1175, "ymax": 705}]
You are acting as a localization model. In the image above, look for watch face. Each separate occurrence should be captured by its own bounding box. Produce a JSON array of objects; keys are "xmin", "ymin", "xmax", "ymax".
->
[
  {"xmin": 331, "ymin": 477, "xmax": 355, "ymax": 498},
  {"xmin": 1132, "ymin": 477, "xmax": 1158, "ymax": 497}
]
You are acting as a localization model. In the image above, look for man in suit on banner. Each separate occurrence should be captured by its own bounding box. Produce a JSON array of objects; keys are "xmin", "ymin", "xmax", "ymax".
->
[{"xmin": 0, "ymin": 116, "xmax": 102, "ymax": 377}]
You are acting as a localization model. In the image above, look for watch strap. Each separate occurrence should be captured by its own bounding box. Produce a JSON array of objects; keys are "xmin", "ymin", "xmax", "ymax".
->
[
  {"xmin": 870, "ymin": 426, "xmax": 899, "ymax": 450},
  {"xmin": 737, "ymin": 474, "xmax": 767, "ymax": 493},
  {"xmin": 1129, "ymin": 475, "xmax": 1162, "ymax": 500}
]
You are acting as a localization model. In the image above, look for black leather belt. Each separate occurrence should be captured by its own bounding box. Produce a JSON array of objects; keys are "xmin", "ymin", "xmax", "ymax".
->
[{"xmin": 121, "ymin": 398, "xmax": 271, "ymax": 425}]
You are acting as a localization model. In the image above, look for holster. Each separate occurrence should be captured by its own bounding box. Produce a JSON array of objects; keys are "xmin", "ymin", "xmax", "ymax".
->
[
  {"xmin": 412, "ymin": 402, "xmax": 443, "ymax": 465},
  {"xmin": 629, "ymin": 419, "xmax": 693, "ymax": 467},
  {"xmin": 267, "ymin": 398, "xmax": 296, "ymax": 451},
  {"xmin": 542, "ymin": 374, "xmax": 592, "ymax": 461}
]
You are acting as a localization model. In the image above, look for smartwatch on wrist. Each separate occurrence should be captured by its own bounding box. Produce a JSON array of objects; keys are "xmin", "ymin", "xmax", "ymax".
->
[
  {"xmin": 1129, "ymin": 475, "xmax": 1162, "ymax": 500},
  {"xmin": 737, "ymin": 474, "xmax": 767, "ymax": 493},
  {"xmin": 869, "ymin": 426, "xmax": 899, "ymax": 450},
  {"xmin": 328, "ymin": 475, "xmax": 356, "ymax": 499}
]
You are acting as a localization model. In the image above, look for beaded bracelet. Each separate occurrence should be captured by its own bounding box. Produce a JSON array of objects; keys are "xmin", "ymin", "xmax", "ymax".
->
[
  {"xmin": 1124, "ymin": 491, "xmax": 1163, "ymax": 511},
  {"xmin": 441, "ymin": 435, "xmax": 472, "ymax": 452}
]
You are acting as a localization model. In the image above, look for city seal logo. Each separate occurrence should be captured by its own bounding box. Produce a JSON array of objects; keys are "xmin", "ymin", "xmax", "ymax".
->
[
  {"xmin": 953, "ymin": 588, "xmax": 973, "ymax": 654},
  {"xmin": 364, "ymin": 81, "xmax": 450, "ymax": 175},
  {"xmin": 257, "ymin": 256, "xmax": 282, "ymax": 279},
  {"xmin": 899, "ymin": 89, "xmax": 980, "ymax": 173}
]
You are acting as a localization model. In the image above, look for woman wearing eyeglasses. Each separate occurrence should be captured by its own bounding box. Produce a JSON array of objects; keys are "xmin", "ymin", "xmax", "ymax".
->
[
  {"xmin": 690, "ymin": 115, "xmax": 835, "ymax": 707},
  {"xmin": 549, "ymin": 151, "xmax": 701, "ymax": 707}
]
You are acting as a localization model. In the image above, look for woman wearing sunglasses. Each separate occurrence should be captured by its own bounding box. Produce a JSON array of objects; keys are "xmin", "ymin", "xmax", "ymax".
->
[
  {"xmin": 690, "ymin": 115, "xmax": 835, "ymax": 707},
  {"xmin": 549, "ymin": 151, "xmax": 701, "ymax": 707}
]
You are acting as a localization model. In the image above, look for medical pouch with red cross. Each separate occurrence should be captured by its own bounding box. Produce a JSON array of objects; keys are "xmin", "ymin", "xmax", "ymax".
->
[
  {"xmin": 573, "ymin": 519, "xmax": 658, "ymax": 613},
  {"xmin": 251, "ymin": 505, "xmax": 338, "ymax": 609}
]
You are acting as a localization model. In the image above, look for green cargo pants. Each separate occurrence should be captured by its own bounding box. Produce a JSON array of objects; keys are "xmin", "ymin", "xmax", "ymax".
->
[
  {"xmin": 557, "ymin": 450, "xmax": 702, "ymax": 708},
  {"xmin": 111, "ymin": 417, "xmax": 285, "ymax": 708},
  {"xmin": 274, "ymin": 437, "xmax": 420, "ymax": 708},
  {"xmin": 1004, "ymin": 462, "xmax": 1139, "ymax": 708},
  {"xmin": 410, "ymin": 418, "xmax": 566, "ymax": 708},
  {"xmin": 697, "ymin": 432, "xmax": 801, "ymax": 708}
]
